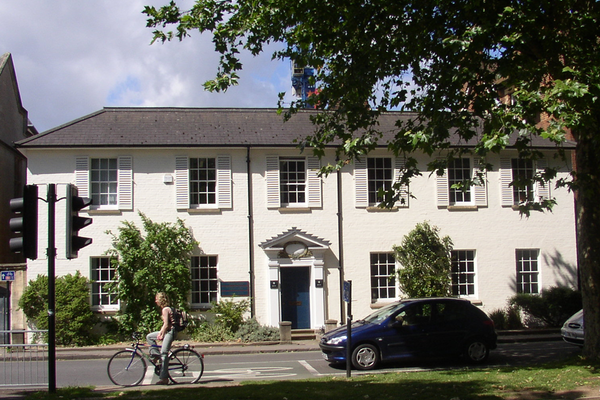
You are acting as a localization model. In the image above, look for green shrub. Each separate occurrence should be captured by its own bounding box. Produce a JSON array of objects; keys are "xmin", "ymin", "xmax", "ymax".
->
[
  {"xmin": 211, "ymin": 298, "xmax": 251, "ymax": 333},
  {"xmin": 488, "ymin": 306, "xmax": 523, "ymax": 330},
  {"xmin": 191, "ymin": 320, "xmax": 235, "ymax": 342},
  {"xmin": 510, "ymin": 286, "xmax": 582, "ymax": 327},
  {"xmin": 235, "ymin": 318, "xmax": 280, "ymax": 342},
  {"xmin": 19, "ymin": 272, "xmax": 99, "ymax": 346},
  {"xmin": 506, "ymin": 305, "xmax": 524, "ymax": 329},
  {"xmin": 489, "ymin": 309, "xmax": 507, "ymax": 330},
  {"xmin": 393, "ymin": 222, "xmax": 453, "ymax": 298}
]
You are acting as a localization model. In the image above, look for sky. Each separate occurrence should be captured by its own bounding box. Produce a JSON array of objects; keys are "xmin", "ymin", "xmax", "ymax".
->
[{"xmin": 0, "ymin": 0, "xmax": 294, "ymax": 132}]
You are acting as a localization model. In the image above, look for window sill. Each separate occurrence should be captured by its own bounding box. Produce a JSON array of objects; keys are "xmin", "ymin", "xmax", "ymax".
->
[
  {"xmin": 366, "ymin": 206, "xmax": 399, "ymax": 212},
  {"xmin": 278, "ymin": 207, "xmax": 312, "ymax": 213},
  {"xmin": 92, "ymin": 308, "xmax": 119, "ymax": 314},
  {"xmin": 370, "ymin": 300, "xmax": 397, "ymax": 309},
  {"xmin": 446, "ymin": 205, "xmax": 478, "ymax": 211},
  {"xmin": 186, "ymin": 208, "xmax": 222, "ymax": 214},
  {"xmin": 88, "ymin": 209, "xmax": 122, "ymax": 215}
]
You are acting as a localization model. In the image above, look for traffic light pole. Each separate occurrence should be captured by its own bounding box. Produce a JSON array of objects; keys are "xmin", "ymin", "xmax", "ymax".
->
[{"xmin": 47, "ymin": 184, "xmax": 57, "ymax": 393}]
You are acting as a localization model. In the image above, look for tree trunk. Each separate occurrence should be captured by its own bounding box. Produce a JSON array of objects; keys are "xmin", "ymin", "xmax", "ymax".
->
[{"xmin": 575, "ymin": 132, "xmax": 600, "ymax": 360}]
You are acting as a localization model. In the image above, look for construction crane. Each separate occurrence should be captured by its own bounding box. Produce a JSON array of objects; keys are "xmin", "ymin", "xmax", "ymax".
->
[{"xmin": 291, "ymin": 62, "xmax": 316, "ymax": 108}]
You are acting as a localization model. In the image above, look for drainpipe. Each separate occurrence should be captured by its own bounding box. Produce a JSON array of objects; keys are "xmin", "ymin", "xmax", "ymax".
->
[
  {"xmin": 337, "ymin": 164, "xmax": 345, "ymax": 323},
  {"xmin": 247, "ymin": 146, "xmax": 256, "ymax": 317}
]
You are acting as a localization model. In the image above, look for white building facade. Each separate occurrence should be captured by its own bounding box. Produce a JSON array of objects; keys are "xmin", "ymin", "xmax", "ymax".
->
[{"xmin": 16, "ymin": 108, "xmax": 578, "ymax": 330}]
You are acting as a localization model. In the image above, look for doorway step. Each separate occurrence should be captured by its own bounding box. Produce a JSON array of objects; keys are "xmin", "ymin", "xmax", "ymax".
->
[{"xmin": 292, "ymin": 329, "xmax": 317, "ymax": 341}]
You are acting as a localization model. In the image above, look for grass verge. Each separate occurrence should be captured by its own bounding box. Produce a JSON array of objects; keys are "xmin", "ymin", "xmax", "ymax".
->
[{"xmin": 24, "ymin": 356, "xmax": 600, "ymax": 400}]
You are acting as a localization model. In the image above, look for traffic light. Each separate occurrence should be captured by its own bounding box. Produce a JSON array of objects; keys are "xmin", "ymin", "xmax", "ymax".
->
[
  {"xmin": 9, "ymin": 184, "xmax": 39, "ymax": 260},
  {"xmin": 66, "ymin": 184, "xmax": 93, "ymax": 259}
]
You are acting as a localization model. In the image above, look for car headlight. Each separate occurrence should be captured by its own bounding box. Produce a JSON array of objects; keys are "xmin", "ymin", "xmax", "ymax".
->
[{"xmin": 326, "ymin": 335, "xmax": 347, "ymax": 345}]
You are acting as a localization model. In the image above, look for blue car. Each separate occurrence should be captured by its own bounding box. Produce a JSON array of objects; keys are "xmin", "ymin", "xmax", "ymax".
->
[{"xmin": 320, "ymin": 297, "xmax": 497, "ymax": 370}]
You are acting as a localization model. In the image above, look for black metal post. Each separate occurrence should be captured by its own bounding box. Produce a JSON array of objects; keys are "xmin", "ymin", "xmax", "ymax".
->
[
  {"xmin": 47, "ymin": 184, "xmax": 56, "ymax": 392},
  {"xmin": 346, "ymin": 280, "xmax": 352, "ymax": 378}
]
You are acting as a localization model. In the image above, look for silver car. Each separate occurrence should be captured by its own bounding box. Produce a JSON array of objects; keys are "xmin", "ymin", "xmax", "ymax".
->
[{"xmin": 561, "ymin": 309, "xmax": 584, "ymax": 346}]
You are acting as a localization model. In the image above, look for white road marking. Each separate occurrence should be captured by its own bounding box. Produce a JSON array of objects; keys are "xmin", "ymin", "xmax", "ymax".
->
[
  {"xmin": 203, "ymin": 366, "xmax": 296, "ymax": 380},
  {"xmin": 298, "ymin": 360, "xmax": 321, "ymax": 376},
  {"xmin": 142, "ymin": 365, "xmax": 154, "ymax": 385}
]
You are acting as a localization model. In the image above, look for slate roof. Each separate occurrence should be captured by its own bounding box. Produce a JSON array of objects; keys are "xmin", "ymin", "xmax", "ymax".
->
[{"xmin": 15, "ymin": 107, "xmax": 574, "ymax": 149}]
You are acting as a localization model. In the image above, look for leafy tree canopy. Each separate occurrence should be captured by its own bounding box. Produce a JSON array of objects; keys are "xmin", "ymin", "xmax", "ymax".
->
[
  {"xmin": 106, "ymin": 212, "xmax": 198, "ymax": 334},
  {"xmin": 144, "ymin": 0, "xmax": 600, "ymax": 358}
]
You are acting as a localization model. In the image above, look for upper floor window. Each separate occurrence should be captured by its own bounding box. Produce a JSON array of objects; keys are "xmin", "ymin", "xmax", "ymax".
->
[
  {"xmin": 354, "ymin": 156, "xmax": 408, "ymax": 208},
  {"xmin": 91, "ymin": 257, "xmax": 118, "ymax": 310},
  {"xmin": 451, "ymin": 250, "xmax": 476, "ymax": 296},
  {"xmin": 448, "ymin": 158, "xmax": 472, "ymax": 205},
  {"xmin": 175, "ymin": 155, "xmax": 231, "ymax": 210},
  {"xmin": 516, "ymin": 249, "xmax": 539, "ymax": 294},
  {"xmin": 191, "ymin": 255, "xmax": 218, "ymax": 306},
  {"xmin": 370, "ymin": 252, "xmax": 396, "ymax": 302},
  {"xmin": 436, "ymin": 156, "xmax": 487, "ymax": 208},
  {"xmin": 368, "ymin": 158, "xmax": 393, "ymax": 205},
  {"xmin": 266, "ymin": 155, "xmax": 321, "ymax": 209},
  {"xmin": 189, "ymin": 158, "xmax": 217, "ymax": 206},
  {"xmin": 75, "ymin": 156, "xmax": 133, "ymax": 210},
  {"xmin": 512, "ymin": 159, "xmax": 534, "ymax": 204},
  {"xmin": 280, "ymin": 157, "xmax": 306, "ymax": 205},
  {"xmin": 91, "ymin": 158, "xmax": 118, "ymax": 206},
  {"xmin": 501, "ymin": 157, "xmax": 549, "ymax": 207}
]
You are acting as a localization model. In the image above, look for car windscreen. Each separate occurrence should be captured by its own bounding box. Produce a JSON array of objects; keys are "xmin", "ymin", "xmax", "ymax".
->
[{"xmin": 362, "ymin": 302, "xmax": 403, "ymax": 324}]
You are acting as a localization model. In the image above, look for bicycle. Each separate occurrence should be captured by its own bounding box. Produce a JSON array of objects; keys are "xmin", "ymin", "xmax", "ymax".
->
[{"xmin": 107, "ymin": 332, "xmax": 204, "ymax": 386}]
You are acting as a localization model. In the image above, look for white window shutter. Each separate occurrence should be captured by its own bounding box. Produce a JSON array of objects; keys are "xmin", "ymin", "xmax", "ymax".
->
[
  {"xmin": 75, "ymin": 156, "xmax": 89, "ymax": 198},
  {"xmin": 175, "ymin": 156, "xmax": 189, "ymax": 210},
  {"xmin": 217, "ymin": 155, "xmax": 232, "ymax": 208},
  {"xmin": 266, "ymin": 155, "xmax": 280, "ymax": 209},
  {"xmin": 536, "ymin": 159, "xmax": 550, "ymax": 200},
  {"xmin": 118, "ymin": 156, "xmax": 133, "ymax": 210},
  {"xmin": 473, "ymin": 158, "xmax": 487, "ymax": 207},
  {"xmin": 436, "ymin": 158, "xmax": 449, "ymax": 207},
  {"xmin": 354, "ymin": 158, "xmax": 368, "ymax": 208},
  {"xmin": 500, "ymin": 158, "xmax": 513, "ymax": 206},
  {"xmin": 394, "ymin": 157, "xmax": 409, "ymax": 208},
  {"xmin": 307, "ymin": 156, "xmax": 322, "ymax": 208}
]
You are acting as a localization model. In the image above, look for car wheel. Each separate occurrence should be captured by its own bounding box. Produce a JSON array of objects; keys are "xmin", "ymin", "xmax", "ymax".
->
[
  {"xmin": 351, "ymin": 344, "xmax": 380, "ymax": 370},
  {"xmin": 464, "ymin": 339, "xmax": 489, "ymax": 363}
]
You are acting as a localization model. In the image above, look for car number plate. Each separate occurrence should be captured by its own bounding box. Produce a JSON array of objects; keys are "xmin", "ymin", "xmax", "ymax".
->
[{"xmin": 322, "ymin": 353, "xmax": 330, "ymax": 361}]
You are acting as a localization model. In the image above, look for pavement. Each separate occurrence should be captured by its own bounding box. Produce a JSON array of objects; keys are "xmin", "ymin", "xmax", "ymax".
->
[{"xmin": 51, "ymin": 328, "xmax": 563, "ymax": 360}]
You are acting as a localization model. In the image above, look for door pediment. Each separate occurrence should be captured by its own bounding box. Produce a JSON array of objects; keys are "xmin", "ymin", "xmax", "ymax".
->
[{"xmin": 259, "ymin": 227, "xmax": 330, "ymax": 259}]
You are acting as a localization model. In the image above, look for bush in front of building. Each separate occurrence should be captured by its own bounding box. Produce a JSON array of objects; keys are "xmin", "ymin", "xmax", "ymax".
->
[
  {"xmin": 235, "ymin": 318, "xmax": 280, "ymax": 342},
  {"xmin": 393, "ymin": 221, "xmax": 453, "ymax": 298},
  {"xmin": 489, "ymin": 306, "xmax": 524, "ymax": 330},
  {"xmin": 186, "ymin": 298, "xmax": 277, "ymax": 342},
  {"xmin": 19, "ymin": 272, "xmax": 99, "ymax": 346},
  {"xmin": 211, "ymin": 298, "xmax": 251, "ymax": 333},
  {"xmin": 510, "ymin": 286, "xmax": 582, "ymax": 328},
  {"xmin": 105, "ymin": 212, "xmax": 197, "ymax": 337}
]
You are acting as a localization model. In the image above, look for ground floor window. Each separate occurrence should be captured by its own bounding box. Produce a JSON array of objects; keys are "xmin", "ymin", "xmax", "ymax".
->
[
  {"xmin": 370, "ymin": 252, "xmax": 396, "ymax": 302},
  {"xmin": 191, "ymin": 255, "xmax": 218, "ymax": 305},
  {"xmin": 90, "ymin": 257, "xmax": 118, "ymax": 309},
  {"xmin": 451, "ymin": 250, "xmax": 476, "ymax": 296},
  {"xmin": 516, "ymin": 249, "xmax": 539, "ymax": 294}
]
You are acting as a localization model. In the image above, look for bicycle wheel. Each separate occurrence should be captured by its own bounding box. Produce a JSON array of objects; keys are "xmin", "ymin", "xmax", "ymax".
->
[
  {"xmin": 107, "ymin": 350, "xmax": 147, "ymax": 386},
  {"xmin": 168, "ymin": 348, "xmax": 204, "ymax": 384}
]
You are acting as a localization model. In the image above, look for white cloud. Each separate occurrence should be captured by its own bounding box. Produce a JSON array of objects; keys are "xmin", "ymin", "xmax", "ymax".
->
[{"xmin": 0, "ymin": 0, "xmax": 293, "ymax": 132}]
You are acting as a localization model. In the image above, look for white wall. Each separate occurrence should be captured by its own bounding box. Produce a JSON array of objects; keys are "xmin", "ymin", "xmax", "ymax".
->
[{"xmin": 22, "ymin": 146, "xmax": 578, "ymax": 328}]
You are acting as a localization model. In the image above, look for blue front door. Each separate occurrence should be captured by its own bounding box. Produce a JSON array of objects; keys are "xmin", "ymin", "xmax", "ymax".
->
[{"xmin": 281, "ymin": 267, "xmax": 310, "ymax": 329}]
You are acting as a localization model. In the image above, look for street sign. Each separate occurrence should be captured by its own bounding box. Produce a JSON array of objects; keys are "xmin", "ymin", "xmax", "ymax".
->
[
  {"xmin": 1, "ymin": 271, "xmax": 15, "ymax": 281},
  {"xmin": 343, "ymin": 280, "xmax": 351, "ymax": 303}
]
